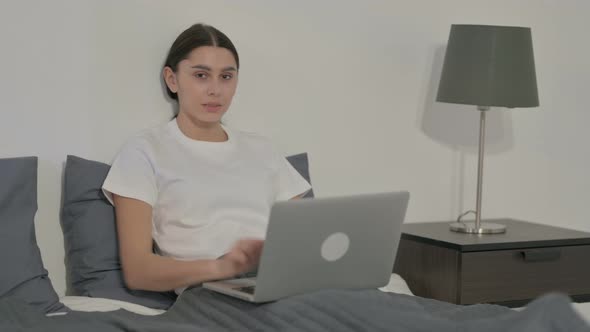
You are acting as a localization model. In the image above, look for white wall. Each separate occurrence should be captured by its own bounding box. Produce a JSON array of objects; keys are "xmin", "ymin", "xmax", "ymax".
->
[{"xmin": 1, "ymin": 0, "xmax": 589, "ymax": 296}]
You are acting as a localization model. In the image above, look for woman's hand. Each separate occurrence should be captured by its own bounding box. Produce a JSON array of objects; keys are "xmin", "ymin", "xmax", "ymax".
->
[{"xmin": 215, "ymin": 239, "xmax": 264, "ymax": 279}]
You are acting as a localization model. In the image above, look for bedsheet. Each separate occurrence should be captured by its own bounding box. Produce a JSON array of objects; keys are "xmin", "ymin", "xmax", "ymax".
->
[{"xmin": 2, "ymin": 286, "xmax": 588, "ymax": 331}]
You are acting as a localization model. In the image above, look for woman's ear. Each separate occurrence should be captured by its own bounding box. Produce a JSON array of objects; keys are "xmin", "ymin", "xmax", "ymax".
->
[{"xmin": 163, "ymin": 67, "xmax": 178, "ymax": 94}]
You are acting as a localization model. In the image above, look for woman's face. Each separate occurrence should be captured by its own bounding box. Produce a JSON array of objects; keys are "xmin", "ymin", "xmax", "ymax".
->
[{"xmin": 165, "ymin": 46, "xmax": 238, "ymax": 125}]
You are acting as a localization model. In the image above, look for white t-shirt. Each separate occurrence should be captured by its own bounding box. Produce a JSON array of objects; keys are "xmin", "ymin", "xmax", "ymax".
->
[{"xmin": 102, "ymin": 119, "xmax": 311, "ymax": 264}]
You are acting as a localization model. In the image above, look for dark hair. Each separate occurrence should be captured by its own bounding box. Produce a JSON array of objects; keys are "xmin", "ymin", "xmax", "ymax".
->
[{"xmin": 163, "ymin": 23, "xmax": 240, "ymax": 101}]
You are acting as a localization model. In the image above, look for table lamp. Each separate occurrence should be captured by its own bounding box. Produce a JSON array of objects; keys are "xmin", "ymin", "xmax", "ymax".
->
[{"xmin": 436, "ymin": 24, "xmax": 539, "ymax": 234}]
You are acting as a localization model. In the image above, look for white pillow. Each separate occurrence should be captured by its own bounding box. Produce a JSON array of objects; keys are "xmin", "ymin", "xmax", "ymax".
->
[{"xmin": 379, "ymin": 273, "xmax": 414, "ymax": 296}]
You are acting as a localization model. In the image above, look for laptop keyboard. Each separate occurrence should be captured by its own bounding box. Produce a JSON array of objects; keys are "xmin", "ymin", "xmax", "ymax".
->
[{"xmin": 237, "ymin": 286, "xmax": 256, "ymax": 294}]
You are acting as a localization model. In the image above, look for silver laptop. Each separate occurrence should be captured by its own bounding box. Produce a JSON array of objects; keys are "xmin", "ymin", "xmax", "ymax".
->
[{"xmin": 202, "ymin": 191, "xmax": 410, "ymax": 303}]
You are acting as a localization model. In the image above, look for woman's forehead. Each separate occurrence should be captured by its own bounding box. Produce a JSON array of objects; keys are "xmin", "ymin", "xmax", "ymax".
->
[{"xmin": 181, "ymin": 46, "xmax": 237, "ymax": 70}]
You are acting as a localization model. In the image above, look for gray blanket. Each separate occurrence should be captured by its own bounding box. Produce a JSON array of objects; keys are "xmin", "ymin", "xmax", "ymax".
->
[{"xmin": 1, "ymin": 288, "xmax": 589, "ymax": 331}]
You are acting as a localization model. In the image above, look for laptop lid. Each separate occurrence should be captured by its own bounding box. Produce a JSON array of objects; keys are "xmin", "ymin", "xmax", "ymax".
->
[{"xmin": 252, "ymin": 191, "xmax": 409, "ymax": 302}]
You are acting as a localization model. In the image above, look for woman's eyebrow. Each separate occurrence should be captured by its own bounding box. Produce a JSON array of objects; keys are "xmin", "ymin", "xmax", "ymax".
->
[{"xmin": 191, "ymin": 65, "xmax": 237, "ymax": 72}]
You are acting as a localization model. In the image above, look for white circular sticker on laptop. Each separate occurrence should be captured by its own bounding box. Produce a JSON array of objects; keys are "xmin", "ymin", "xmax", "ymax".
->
[{"xmin": 321, "ymin": 232, "xmax": 350, "ymax": 262}]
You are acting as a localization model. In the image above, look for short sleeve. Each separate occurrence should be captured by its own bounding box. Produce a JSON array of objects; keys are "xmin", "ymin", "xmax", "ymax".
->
[
  {"xmin": 274, "ymin": 152, "xmax": 312, "ymax": 202},
  {"xmin": 102, "ymin": 142, "xmax": 158, "ymax": 207}
]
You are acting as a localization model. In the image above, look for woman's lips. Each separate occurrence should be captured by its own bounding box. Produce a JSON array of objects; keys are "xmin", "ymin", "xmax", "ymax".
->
[{"xmin": 203, "ymin": 103, "xmax": 222, "ymax": 112}]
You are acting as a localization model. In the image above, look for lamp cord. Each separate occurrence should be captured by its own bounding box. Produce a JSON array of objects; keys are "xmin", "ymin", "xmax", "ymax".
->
[{"xmin": 457, "ymin": 210, "xmax": 477, "ymax": 224}]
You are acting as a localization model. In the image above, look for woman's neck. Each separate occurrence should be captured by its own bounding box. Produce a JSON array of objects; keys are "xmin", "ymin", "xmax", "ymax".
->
[{"xmin": 175, "ymin": 112, "xmax": 227, "ymax": 142}]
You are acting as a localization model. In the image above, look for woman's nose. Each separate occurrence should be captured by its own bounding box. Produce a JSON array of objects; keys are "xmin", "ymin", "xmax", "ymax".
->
[{"xmin": 207, "ymin": 80, "xmax": 221, "ymax": 96}]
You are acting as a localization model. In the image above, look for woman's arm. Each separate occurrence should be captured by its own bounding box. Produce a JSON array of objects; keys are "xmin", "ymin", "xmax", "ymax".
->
[{"xmin": 113, "ymin": 194, "xmax": 261, "ymax": 292}]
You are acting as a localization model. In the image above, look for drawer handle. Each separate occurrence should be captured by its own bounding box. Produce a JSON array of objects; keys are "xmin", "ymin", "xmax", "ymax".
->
[{"xmin": 520, "ymin": 249, "xmax": 561, "ymax": 262}]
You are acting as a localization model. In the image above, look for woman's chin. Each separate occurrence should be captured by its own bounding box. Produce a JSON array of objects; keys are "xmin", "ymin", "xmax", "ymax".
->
[
  {"xmin": 197, "ymin": 114, "xmax": 224, "ymax": 124},
  {"xmin": 179, "ymin": 109, "xmax": 226, "ymax": 125}
]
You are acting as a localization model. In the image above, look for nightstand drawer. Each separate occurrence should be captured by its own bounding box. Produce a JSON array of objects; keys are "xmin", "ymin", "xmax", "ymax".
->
[{"xmin": 460, "ymin": 245, "xmax": 590, "ymax": 304}]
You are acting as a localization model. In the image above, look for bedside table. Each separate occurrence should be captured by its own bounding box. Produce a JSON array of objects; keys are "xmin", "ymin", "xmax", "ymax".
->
[{"xmin": 393, "ymin": 218, "xmax": 590, "ymax": 307}]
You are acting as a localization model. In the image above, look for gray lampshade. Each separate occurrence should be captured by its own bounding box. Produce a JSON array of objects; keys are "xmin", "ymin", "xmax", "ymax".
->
[{"xmin": 436, "ymin": 24, "xmax": 539, "ymax": 108}]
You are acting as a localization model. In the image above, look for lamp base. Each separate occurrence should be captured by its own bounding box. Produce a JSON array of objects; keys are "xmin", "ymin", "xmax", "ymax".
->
[{"xmin": 449, "ymin": 221, "xmax": 507, "ymax": 234}]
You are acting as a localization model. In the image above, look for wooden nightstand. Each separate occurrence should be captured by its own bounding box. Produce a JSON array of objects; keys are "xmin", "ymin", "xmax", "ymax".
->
[{"xmin": 393, "ymin": 218, "xmax": 590, "ymax": 307}]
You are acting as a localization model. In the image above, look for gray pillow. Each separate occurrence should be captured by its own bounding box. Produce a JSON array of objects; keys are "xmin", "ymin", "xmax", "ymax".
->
[
  {"xmin": 0, "ymin": 156, "xmax": 65, "ymax": 314},
  {"xmin": 61, "ymin": 153, "xmax": 314, "ymax": 309},
  {"xmin": 286, "ymin": 153, "xmax": 314, "ymax": 198},
  {"xmin": 61, "ymin": 155, "xmax": 176, "ymax": 309}
]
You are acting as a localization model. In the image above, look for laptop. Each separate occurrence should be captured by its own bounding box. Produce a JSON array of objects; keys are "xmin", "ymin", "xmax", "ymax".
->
[{"xmin": 202, "ymin": 191, "xmax": 410, "ymax": 303}]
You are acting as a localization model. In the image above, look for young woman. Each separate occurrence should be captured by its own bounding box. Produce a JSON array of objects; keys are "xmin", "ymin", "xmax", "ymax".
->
[{"xmin": 102, "ymin": 23, "xmax": 311, "ymax": 295}]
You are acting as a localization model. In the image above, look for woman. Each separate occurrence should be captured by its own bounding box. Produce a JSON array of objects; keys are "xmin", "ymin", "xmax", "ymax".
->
[{"xmin": 102, "ymin": 23, "xmax": 311, "ymax": 295}]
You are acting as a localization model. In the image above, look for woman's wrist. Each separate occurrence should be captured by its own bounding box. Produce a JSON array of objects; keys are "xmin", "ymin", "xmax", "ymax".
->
[
  {"xmin": 185, "ymin": 259, "xmax": 228, "ymax": 285},
  {"xmin": 207, "ymin": 258, "xmax": 231, "ymax": 281}
]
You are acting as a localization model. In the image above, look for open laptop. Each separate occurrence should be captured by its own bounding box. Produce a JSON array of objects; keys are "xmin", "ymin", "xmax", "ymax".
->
[{"xmin": 202, "ymin": 191, "xmax": 410, "ymax": 303}]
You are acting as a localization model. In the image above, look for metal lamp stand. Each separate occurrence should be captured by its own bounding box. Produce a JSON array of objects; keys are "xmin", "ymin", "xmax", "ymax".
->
[{"xmin": 450, "ymin": 106, "xmax": 507, "ymax": 234}]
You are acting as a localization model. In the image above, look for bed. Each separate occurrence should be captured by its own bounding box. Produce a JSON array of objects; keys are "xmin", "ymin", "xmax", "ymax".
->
[
  {"xmin": 2, "ymin": 156, "xmax": 590, "ymax": 331},
  {"xmin": 10, "ymin": 274, "xmax": 585, "ymax": 331},
  {"xmin": 55, "ymin": 274, "xmax": 590, "ymax": 323},
  {"xmin": 57, "ymin": 275, "xmax": 590, "ymax": 323}
]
